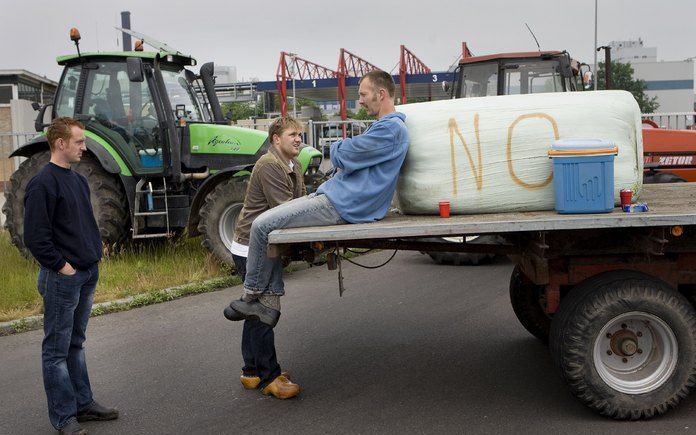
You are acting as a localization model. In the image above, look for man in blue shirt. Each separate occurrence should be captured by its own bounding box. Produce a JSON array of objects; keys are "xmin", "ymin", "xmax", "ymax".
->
[
  {"xmin": 24, "ymin": 117, "xmax": 118, "ymax": 435},
  {"xmin": 227, "ymin": 70, "xmax": 409, "ymax": 332}
]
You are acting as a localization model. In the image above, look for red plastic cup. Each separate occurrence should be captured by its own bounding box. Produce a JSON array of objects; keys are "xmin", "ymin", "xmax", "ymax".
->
[
  {"xmin": 439, "ymin": 201, "xmax": 451, "ymax": 218},
  {"xmin": 620, "ymin": 189, "xmax": 633, "ymax": 207}
]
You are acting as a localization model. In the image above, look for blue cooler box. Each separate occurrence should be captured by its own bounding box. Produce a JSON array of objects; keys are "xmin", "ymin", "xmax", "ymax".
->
[
  {"xmin": 139, "ymin": 149, "xmax": 163, "ymax": 168},
  {"xmin": 549, "ymin": 139, "xmax": 618, "ymax": 214}
]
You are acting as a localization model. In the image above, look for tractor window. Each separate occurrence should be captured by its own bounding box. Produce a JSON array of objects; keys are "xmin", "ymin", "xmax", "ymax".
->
[
  {"xmin": 79, "ymin": 61, "xmax": 163, "ymax": 173},
  {"xmin": 54, "ymin": 66, "xmax": 81, "ymax": 118},
  {"xmin": 160, "ymin": 68, "xmax": 204, "ymax": 122},
  {"xmin": 502, "ymin": 61, "xmax": 564, "ymax": 95},
  {"xmin": 458, "ymin": 62, "xmax": 498, "ymax": 98}
]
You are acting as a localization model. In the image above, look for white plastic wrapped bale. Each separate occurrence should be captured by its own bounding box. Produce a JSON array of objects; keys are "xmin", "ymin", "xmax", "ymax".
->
[{"xmin": 395, "ymin": 90, "xmax": 643, "ymax": 215}]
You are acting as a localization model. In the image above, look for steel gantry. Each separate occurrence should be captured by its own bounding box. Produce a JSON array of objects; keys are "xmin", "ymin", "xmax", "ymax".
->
[
  {"xmin": 276, "ymin": 51, "xmax": 337, "ymax": 116},
  {"xmin": 399, "ymin": 45, "xmax": 431, "ymax": 104}
]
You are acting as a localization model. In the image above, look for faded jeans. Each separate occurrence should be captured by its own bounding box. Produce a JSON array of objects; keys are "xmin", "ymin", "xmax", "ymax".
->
[
  {"xmin": 244, "ymin": 193, "xmax": 345, "ymax": 296},
  {"xmin": 37, "ymin": 264, "xmax": 98, "ymax": 430}
]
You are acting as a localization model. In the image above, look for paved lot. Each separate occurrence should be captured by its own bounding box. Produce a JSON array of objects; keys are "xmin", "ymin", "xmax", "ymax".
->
[{"xmin": 1, "ymin": 251, "xmax": 695, "ymax": 434}]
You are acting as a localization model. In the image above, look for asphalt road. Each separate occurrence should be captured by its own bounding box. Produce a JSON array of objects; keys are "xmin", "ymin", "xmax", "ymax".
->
[{"xmin": 2, "ymin": 251, "xmax": 696, "ymax": 434}]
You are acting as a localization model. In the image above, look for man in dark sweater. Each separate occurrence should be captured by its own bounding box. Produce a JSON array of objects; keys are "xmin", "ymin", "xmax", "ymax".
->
[{"xmin": 24, "ymin": 117, "xmax": 118, "ymax": 435}]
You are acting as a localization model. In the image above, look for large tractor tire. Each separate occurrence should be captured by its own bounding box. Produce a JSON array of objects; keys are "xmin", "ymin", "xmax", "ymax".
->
[
  {"xmin": 3, "ymin": 151, "xmax": 129, "ymax": 256},
  {"xmin": 509, "ymin": 265, "xmax": 551, "ymax": 343},
  {"xmin": 421, "ymin": 235, "xmax": 499, "ymax": 266},
  {"xmin": 197, "ymin": 177, "xmax": 248, "ymax": 266},
  {"xmin": 549, "ymin": 270, "xmax": 696, "ymax": 420}
]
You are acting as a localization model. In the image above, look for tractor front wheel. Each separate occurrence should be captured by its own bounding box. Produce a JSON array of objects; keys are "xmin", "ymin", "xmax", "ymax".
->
[{"xmin": 198, "ymin": 177, "xmax": 249, "ymax": 266}]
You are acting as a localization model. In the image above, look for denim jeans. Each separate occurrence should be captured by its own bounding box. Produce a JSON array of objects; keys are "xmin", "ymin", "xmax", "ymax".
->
[
  {"xmin": 244, "ymin": 193, "xmax": 345, "ymax": 296},
  {"xmin": 232, "ymin": 255, "xmax": 281, "ymax": 388},
  {"xmin": 37, "ymin": 264, "xmax": 99, "ymax": 430}
]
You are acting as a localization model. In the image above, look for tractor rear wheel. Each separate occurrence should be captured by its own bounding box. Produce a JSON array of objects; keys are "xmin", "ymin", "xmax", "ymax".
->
[
  {"xmin": 3, "ymin": 151, "xmax": 129, "ymax": 256},
  {"xmin": 198, "ymin": 177, "xmax": 249, "ymax": 266}
]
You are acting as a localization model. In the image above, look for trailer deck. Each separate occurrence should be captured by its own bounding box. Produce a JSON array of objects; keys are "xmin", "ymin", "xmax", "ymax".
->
[{"xmin": 269, "ymin": 183, "xmax": 696, "ymax": 245}]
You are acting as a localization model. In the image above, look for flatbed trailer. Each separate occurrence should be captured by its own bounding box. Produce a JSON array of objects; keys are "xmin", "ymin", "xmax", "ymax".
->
[{"xmin": 269, "ymin": 183, "xmax": 696, "ymax": 420}]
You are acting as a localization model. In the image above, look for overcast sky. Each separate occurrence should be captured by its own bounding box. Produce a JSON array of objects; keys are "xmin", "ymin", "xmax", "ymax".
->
[{"xmin": 2, "ymin": 0, "xmax": 695, "ymax": 83}]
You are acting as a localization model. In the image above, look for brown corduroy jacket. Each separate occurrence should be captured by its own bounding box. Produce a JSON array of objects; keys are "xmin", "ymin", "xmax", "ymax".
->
[{"xmin": 233, "ymin": 146, "xmax": 306, "ymax": 246}]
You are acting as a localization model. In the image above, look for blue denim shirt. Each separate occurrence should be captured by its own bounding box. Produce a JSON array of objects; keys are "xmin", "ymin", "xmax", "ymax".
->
[{"xmin": 317, "ymin": 112, "xmax": 409, "ymax": 223}]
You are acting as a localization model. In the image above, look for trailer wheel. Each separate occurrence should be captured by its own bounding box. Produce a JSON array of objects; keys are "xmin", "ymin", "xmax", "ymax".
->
[
  {"xmin": 421, "ymin": 235, "xmax": 498, "ymax": 266},
  {"xmin": 509, "ymin": 265, "xmax": 551, "ymax": 342},
  {"xmin": 643, "ymin": 172, "xmax": 687, "ymax": 184},
  {"xmin": 3, "ymin": 151, "xmax": 128, "ymax": 256},
  {"xmin": 198, "ymin": 177, "xmax": 248, "ymax": 266},
  {"xmin": 549, "ymin": 270, "xmax": 696, "ymax": 420}
]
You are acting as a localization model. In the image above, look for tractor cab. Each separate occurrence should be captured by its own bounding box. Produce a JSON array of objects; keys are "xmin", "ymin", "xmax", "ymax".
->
[
  {"xmin": 451, "ymin": 51, "xmax": 592, "ymax": 98},
  {"xmin": 52, "ymin": 51, "xmax": 205, "ymax": 176}
]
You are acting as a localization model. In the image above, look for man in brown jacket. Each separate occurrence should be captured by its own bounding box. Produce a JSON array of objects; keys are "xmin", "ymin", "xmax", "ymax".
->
[{"xmin": 223, "ymin": 116, "xmax": 304, "ymax": 399}]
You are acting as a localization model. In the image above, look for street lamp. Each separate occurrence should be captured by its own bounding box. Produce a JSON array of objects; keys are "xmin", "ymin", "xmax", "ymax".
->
[
  {"xmin": 593, "ymin": 0, "xmax": 598, "ymax": 90},
  {"xmin": 287, "ymin": 52, "xmax": 298, "ymax": 117}
]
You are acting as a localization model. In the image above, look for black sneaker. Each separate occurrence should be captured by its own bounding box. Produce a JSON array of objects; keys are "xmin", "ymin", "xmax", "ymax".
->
[
  {"xmin": 58, "ymin": 420, "xmax": 87, "ymax": 434},
  {"xmin": 76, "ymin": 401, "xmax": 119, "ymax": 422},
  {"xmin": 229, "ymin": 298, "xmax": 281, "ymax": 327}
]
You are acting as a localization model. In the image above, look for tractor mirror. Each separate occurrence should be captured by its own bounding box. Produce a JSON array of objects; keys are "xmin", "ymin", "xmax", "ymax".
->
[
  {"xmin": 579, "ymin": 63, "xmax": 593, "ymax": 90},
  {"xmin": 126, "ymin": 57, "xmax": 144, "ymax": 82}
]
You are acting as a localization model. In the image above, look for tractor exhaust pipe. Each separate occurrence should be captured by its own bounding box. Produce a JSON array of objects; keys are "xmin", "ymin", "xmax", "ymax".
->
[{"xmin": 199, "ymin": 62, "xmax": 225, "ymax": 123}]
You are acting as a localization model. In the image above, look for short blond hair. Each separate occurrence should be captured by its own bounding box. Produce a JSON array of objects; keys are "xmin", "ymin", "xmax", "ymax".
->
[
  {"xmin": 268, "ymin": 116, "xmax": 302, "ymax": 143},
  {"xmin": 46, "ymin": 117, "xmax": 85, "ymax": 151}
]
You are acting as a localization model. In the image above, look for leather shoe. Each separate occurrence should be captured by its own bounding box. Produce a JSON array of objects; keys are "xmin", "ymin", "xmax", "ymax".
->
[
  {"xmin": 223, "ymin": 305, "xmax": 245, "ymax": 321},
  {"xmin": 58, "ymin": 420, "xmax": 88, "ymax": 434},
  {"xmin": 76, "ymin": 401, "xmax": 119, "ymax": 422},
  {"xmin": 229, "ymin": 299, "xmax": 280, "ymax": 327},
  {"xmin": 262, "ymin": 375, "xmax": 300, "ymax": 399},
  {"xmin": 240, "ymin": 371, "xmax": 291, "ymax": 390}
]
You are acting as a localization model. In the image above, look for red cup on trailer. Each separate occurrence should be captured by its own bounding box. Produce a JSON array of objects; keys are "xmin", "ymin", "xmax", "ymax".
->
[
  {"xmin": 439, "ymin": 201, "xmax": 451, "ymax": 218},
  {"xmin": 620, "ymin": 189, "xmax": 633, "ymax": 207}
]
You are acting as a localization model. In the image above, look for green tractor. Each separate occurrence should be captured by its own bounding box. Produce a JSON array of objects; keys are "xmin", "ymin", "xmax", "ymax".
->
[{"xmin": 2, "ymin": 30, "xmax": 324, "ymax": 265}]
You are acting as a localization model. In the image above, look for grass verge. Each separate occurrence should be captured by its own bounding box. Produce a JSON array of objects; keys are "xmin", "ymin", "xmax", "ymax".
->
[{"xmin": 0, "ymin": 230, "xmax": 231, "ymax": 323}]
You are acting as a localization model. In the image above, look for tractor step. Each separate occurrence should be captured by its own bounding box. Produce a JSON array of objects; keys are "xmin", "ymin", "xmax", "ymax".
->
[
  {"xmin": 132, "ymin": 232, "xmax": 172, "ymax": 239},
  {"xmin": 133, "ymin": 177, "xmax": 171, "ymax": 239},
  {"xmin": 134, "ymin": 211, "xmax": 168, "ymax": 217}
]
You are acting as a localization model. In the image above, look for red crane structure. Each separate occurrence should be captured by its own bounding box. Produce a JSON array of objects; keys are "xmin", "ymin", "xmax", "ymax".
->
[
  {"xmin": 275, "ymin": 51, "xmax": 336, "ymax": 116},
  {"xmin": 399, "ymin": 45, "xmax": 431, "ymax": 104}
]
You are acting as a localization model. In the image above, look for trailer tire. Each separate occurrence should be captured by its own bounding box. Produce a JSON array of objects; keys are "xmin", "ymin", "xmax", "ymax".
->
[
  {"xmin": 643, "ymin": 172, "xmax": 686, "ymax": 184},
  {"xmin": 198, "ymin": 177, "xmax": 248, "ymax": 266},
  {"xmin": 422, "ymin": 235, "xmax": 498, "ymax": 266},
  {"xmin": 3, "ymin": 151, "xmax": 128, "ymax": 256},
  {"xmin": 509, "ymin": 265, "xmax": 551, "ymax": 342},
  {"xmin": 549, "ymin": 270, "xmax": 696, "ymax": 420}
]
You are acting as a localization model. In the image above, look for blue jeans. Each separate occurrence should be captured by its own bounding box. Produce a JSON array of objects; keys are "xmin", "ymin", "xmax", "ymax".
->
[
  {"xmin": 244, "ymin": 193, "xmax": 345, "ymax": 296},
  {"xmin": 38, "ymin": 264, "xmax": 99, "ymax": 430}
]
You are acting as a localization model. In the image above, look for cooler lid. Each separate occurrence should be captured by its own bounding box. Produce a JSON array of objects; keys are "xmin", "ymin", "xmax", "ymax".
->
[
  {"xmin": 549, "ymin": 139, "xmax": 618, "ymax": 157},
  {"xmin": 551, "ymin": 139, "xmax": 614, "ymax": 150}
]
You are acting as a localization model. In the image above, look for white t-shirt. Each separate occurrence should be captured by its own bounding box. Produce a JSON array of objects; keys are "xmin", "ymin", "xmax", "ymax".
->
[{"xmin": 230, "ymin": 240, "xmax": 249, "ymax": 257}]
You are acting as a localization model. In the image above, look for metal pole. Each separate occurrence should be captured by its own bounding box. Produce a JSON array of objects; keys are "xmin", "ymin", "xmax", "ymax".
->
[
  {"xmin": 288, "ymin": 53, "xmax": 297, "ymax": 118},
  {"xmin": 121, "ymin": 11, "xmax": 132, "ymax": 51},
  {"xmin": 593, "ymin": 0, "xmax": 598, "ymax": 90}
]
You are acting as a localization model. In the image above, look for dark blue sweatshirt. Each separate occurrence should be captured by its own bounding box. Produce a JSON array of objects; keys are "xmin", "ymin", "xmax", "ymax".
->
[{"xmin": 23, "ymin": 162, "xmax": 102, "ymax": 271}]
